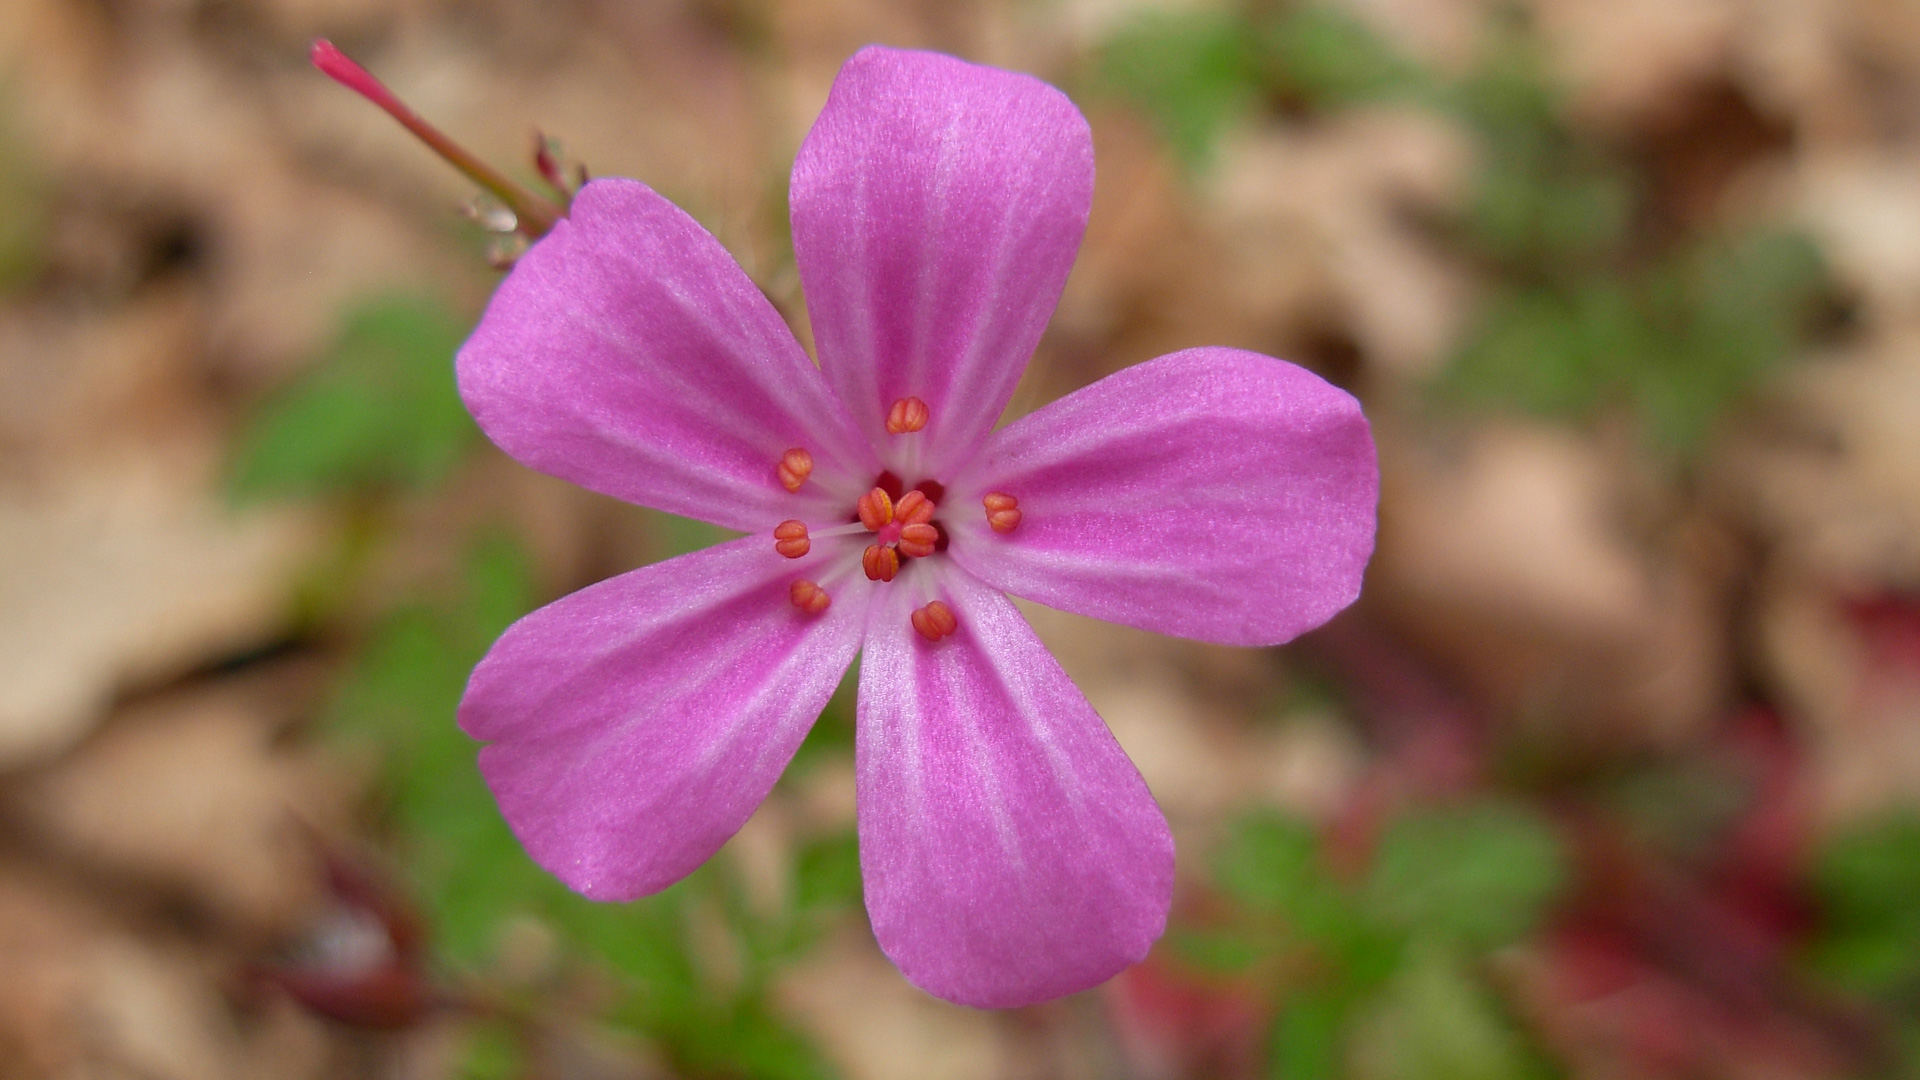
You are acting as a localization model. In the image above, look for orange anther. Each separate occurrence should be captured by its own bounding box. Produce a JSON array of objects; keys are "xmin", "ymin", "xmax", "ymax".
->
[
  {"xmin": 894, "ymin": 489, "xmax": 935, "ymax": 526},
  {"xmin": 777, "ymin": 448, "xmax": 814, "ymax": 492},
  {"xmin": 789, "ymin": 579, "xmax": 830, "ymax": 615},
  {"xmin": 773, "ymin": 519, "xmax": 810, "ymax": 559},
  {"xmin": 910, "ymin": 600, "xmax": 958, "ymax": 642},
  {"xmin": 862, "ymin": 544, "xmax": 899, "ymax": 582},
  {"xmin": 897, "ymin": 522, "xmax": 939, "ymax": 559},
  {"xmin": 984, "ymin": 492, "xmax": 1021, "ymax": 534},
  {"xmin": 886, "ymin": 396, "xmax": 930, "ymax": 434},
  {"xmin": 857, "ymin": 487, "xmax": 894, "ymax": 531}
]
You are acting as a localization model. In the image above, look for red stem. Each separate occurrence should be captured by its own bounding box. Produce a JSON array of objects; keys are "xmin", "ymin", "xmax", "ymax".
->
[{"xmin": 311, "ymin": 40, "xmax": 563, "ymax": 238}]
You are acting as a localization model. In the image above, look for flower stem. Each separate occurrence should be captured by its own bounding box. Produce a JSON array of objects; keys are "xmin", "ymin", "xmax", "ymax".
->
[{"xmin": 311, "ymin": 39, "xmax": 564, "ymax": 239}]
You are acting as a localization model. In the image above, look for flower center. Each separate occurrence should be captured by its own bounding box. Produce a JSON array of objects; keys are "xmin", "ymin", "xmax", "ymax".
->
[
  {"xmin": 771, "ymin": 435, "xmax": 1023, "ymax": 641},
  {"xmin": 783, "ymin": 474, "xmax": 950, "ymax": 583}
]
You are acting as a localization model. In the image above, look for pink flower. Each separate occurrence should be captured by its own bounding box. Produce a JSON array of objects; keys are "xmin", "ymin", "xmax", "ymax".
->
[{"xmin": 456, "ymin": 46, "xmax": 1378, "ymax": 1008}]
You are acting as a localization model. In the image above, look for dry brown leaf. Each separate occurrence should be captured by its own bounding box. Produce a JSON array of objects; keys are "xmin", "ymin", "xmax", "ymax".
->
[
  {"xmin": 1796, "ymin": 153, "xmax": 1920, "ymax": 329},
  {"xmin": 0, "ymin": 443, "xmax": 313, "ymax": 767},
  {"xmin": 776, "ymin": 923, "xmax": 1008, "ymax": 1080},
  {"xmin": 1205, "ymin": 107, "xmax": 1475, "ymax": 383},
  {"xmin": 1526, "ymin": 0, "xmax": 1740, "ymax": 129},
  {"xmin": 11, "ymin": 675, "xmax": 340, "ymax": 934},
  {"xmin": 1731, "ymin": 328, "xmax": 1920, "ymax": 585},
  {"xmin": 0, "ymin": 863, "xmax": 335, "ymax": 1080},
  {"xmin": 1373, "ymin": 421, "xmax": 1728, "ymax": 744}
]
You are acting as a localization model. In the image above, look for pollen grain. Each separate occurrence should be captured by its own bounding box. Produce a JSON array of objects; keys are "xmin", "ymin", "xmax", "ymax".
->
[
  {"xmin": 789, "ymin": 579, "xmax": 830, "ymax": 615},
  {"xmin": 886, "ymin": 396, "xmax": 930, "ymax": 434},
  {"xmin": 773, "ymin": 520, "xmax": 811, "ymax": 559},
  {"xmin": 777, "ymin": 448, "xmax": 814, "ymax": 492},
  {"xmin": 910, "ymin": 600, "xmax": 958, "ymax": 642},
  {"xmin": 862, "ymin": 544, "xmax": 900, "ymax": 582},
  {"xmin": 895, "ymin": 489, "xmax": 935, "ymax": 525},
  {"xmin": 897, "ymin": 523, "xmax": 939, "ymax": 559},
  {"xmin": 984, "ymin": 492, "xmax": 1022, "ymax": 534},
  {"xmin": 857, "ymin": 487, "xmax": 894, "ymax": 531}
]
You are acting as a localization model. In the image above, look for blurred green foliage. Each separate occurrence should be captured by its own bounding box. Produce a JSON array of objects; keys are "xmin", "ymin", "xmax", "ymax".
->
[
  {"xmin": 1096, "ymin": 1, "xmax": 1833, "ymax": 457},
  {"xmin": 1096, "ymin": 2, "xmax": 1422, "ymax": 165},
  {"xmin": 1097, "ymin": 9, "xmax": 1259, "ymax": 165},
  {"xmin": 1199, "ymin": 803, "xmax": 1566, "ymax": 1079},
  {"xmin": 1365, "ymin": 803, "xmax": 1566, "ymax": 948},
  {"xmin": 229, "ymin": 297, "xmax": 479, "ymax": 499},
  {"xmin": 1807, "ymin": 811, "xmax": 1920, "ymax": 995}
]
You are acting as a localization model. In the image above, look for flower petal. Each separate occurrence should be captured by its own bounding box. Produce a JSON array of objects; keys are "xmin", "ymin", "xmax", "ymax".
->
[
  {"xmin": 458, "ymin": 178, "xmax": 876, "ymax": 531},
  {"xmin": 460, "ymin": 536, "xmax": 868, "ymax": 900},
  {"xmin": 790, "ymin": 46, "xmax": 1093, "ymax": 478},
  {"xmin": 855, "ymin": 568, "xmax": 1173, "ymax": 1007},
  {"xmin": 948, "ymin": 347, "xmax": 1378, "ymax": 646}
]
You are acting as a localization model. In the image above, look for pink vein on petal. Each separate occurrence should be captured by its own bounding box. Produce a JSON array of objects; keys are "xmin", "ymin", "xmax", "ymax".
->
[
  {"xmin": 854, "ymin": 567, "xmax": 1173, "ymax": 1008},
  {"xmin": 458, "ymin": 178, "xmax": 876, "ymax": 531},
  {"xmin": 790, "ymin": 46, "xmax": 1093, "ymax": 477},
  {"xmin": 947, "ymin": 347, "xmax": 1378, "ymax": 647}
]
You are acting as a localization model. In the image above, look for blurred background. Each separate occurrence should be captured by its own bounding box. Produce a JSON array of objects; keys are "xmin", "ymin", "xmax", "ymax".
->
[{"xmin": 3, "ymin": 0, "xmax": 1920, "ymax": 1076}]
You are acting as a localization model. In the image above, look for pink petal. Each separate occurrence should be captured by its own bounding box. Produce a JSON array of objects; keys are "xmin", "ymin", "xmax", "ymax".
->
[
  {"xmin": 790, "ymin": 46, "xmax": 1093, "ymax": 479},
  {"xmin": 947, "ymin": 347, "xmax": 1378, "ymax": 647},
  {"xmin": 458, "ymin": 178, "xmax": 876, "ymax": 531},
  {"xmin": 855, "ymin": 568, "xmax": 1173, "ymax": 1007},
  {"xmin": 460, "ymin": 537, "xmax": 869, "ymax": 900}
]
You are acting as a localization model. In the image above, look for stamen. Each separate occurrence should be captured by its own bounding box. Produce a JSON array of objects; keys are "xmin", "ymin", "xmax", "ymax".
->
[
  {"xmin": 984, "ymin": 492, "xmax": 1022, "ymax": 534},
  {"xmin": 894, "ymin": 489, "xmax": 935, "ymax": 526},
  {"xmin": 857, "ymin": 487, "xmax": 894, "ymax": 531},
  {"xmin": 806, "ymin": 521, "xmax": 867, "ymax": 540},
  {"xmin": 862, "ymin": 544, "xmax": 900, "ymax": 582},
  {"xmin": 897, "ymin": 522, "xmax": 939, "ymax": 559},
  {"xmin": 911, "ymin": 600, "xmax": 958, "ymax": 642},
  {"xmin": 777, "ymin": 448, "xmax": 814, "ymax": 492},
  {"xmin": 789, "ymin": 579, "xmax": 831, "ymax": 615},
  {"xmin": 886, "ymin": 396, "xmax": 930, "ymax": 434},
  {"xmin": 773, "ymin": 520, "xmax": 810, "ymax": 559}
]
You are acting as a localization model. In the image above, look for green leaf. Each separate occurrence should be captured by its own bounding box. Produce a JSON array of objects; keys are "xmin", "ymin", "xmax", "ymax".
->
[
  {"xmin": 1637, "ymin": 229, "xmax": 1827, "ymax": 453},
  {"xmin": 230, "ymin": 296, "xmax": 477, "ymax": 500},
  {"xmin": 794, "ymin": 830, "xmax": 862, "ymax": 913},
  {"xmin": 1806, "ymin": 811, "xmax": 1920, "ymax": 993},
  {"xmin": 1214, "ymin": 808, "xmax": 1395, "ymax": 970},
  {"xmin": 1215, "ymin": 809, "xmax": 1325, "ymax": 914},
  {"xmin": 1364, "ymin": 802, "xmax": 1567, "ymax": 948},
  {"xmin": 458, "ymin": 1023, "xmax": 525, "ymax": 1080},
  {"xmin": 1447, "ymin": 26, "xmax": 1634, "ymax": 272},
  {"xmin": 663, "ymin": 997, "xmax": 840, "ymax": 1080},
  {"xmin": 1097, "ymin": 8, "xmax": 1260, "ymax": 165},
  {"xmin": 1268, "ymin": 986, "xmax": 1349, "ymax": 1080},
  {"xmin": 1169, "ymin": 927, "xmax": 1268, "ymax": 974},
  {"xmin": 1259, "ymin": 5, "xmax": 1426, "ymax": 108},
  {"xmin": 1349, "ymin": 943, "xmax": 1546, "ymax": 1080}
]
